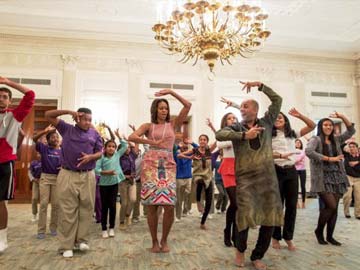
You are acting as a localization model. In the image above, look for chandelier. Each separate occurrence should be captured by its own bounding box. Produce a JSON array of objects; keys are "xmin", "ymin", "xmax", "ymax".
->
[{"xmin": 152, "ymin": 1, "xmax": 271, "ymax": 73}]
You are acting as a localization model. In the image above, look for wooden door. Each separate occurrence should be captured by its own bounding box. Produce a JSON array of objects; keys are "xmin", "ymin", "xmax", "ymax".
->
[{"xmin": 10, "ymin": 99, "xmax": 57, "ymax": 203}]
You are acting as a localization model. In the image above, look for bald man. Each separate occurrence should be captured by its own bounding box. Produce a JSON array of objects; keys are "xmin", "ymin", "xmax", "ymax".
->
[{"xmin": 216, "ymin": 82, "xmax": 283, "ymax": 270}]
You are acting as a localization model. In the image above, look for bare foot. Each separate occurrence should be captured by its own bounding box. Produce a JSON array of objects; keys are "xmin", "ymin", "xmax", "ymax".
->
[
  {"xmin": 160, "ymin": 240, "xmax": 170, "ymax": 253},
  {"xmin": 147, "ymin": 241, "xmax": 161, "ymax": 253},
  {"xmin": 200, "ymin": 224, "xmax": 207, "ymax": 230},
  {"xmin": 234, "ymin": 250, "xmax": 245, "ymax": 267},
  {"xmin": 297, "ymin": 202, "xmax": 301, "ymax": 208},
  {"xmin": 285, "ymin": 240, "xmax": 296, "ymax": 251},
  {"xmin": 272, "ymin": 239, "xmax": 281, "ymax": 250},
  {"xmin": 252, "ymin": 259, "xmax": 267, "ymax": 270},
  {"xmin": 302, "ymin": 202, "xmax": 306, "ymax": 209}
]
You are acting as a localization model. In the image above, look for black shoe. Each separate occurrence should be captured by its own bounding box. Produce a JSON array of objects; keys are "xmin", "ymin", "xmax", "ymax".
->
[
  {"xmin": 314, "ymin": 229, "xmax": 328, "ymax": 245},
  {"xmin": 224, "ymin": 229, "xmax": 232, "ymax": 247},
  {"xmin": 345, "ymin": 215, "xmax": 351, "ymax": 218},
  {"xmin": 356, "ymin": 217, "xmax": 360, "ymax": 220},
  {"xmin": 326, "ymin": 237, "xmax": 342, "ymax": 246}
]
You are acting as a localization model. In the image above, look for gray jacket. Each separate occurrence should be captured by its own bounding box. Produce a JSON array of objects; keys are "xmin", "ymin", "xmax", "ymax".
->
[{"xmin": 305, "ymin": 124, "xmax": 355, "ymax": 193}]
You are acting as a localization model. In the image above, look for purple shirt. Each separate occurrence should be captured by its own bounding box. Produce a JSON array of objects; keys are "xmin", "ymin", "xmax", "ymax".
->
[
  {"xmin": 36, "ymin": 142, "xmax": 61, "ymax": 175},
  {"xmin": 56, "ymin": 120, "xmax": 103, "ymax": 171},
  {"xmin": 30, "ymin": 160, "xmax": 42, "ymax": 179},
  {"xmin": 120, "ymin": 151, "xmax": 137, "ymax": 175}
]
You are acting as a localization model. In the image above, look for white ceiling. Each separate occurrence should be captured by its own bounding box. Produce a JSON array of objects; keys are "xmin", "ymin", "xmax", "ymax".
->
[{"xmin": 0, "ymin": 0, "xmax": 359, "ymax": 59}]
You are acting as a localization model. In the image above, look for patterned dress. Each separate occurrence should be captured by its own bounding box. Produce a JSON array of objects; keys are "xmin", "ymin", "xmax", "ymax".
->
[{"xmin": 141, "ymin": 122, "xmax": 176, "ymax": 205}]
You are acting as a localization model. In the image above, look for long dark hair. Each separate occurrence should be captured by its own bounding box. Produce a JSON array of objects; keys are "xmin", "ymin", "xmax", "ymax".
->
[
  {"xmin": 104, "ymin": 140, "xmax": 117, "ymax": 157},
  {"xmin": 220, "ymin": 112, "xmax": 238, "ymax": 129},
  {"xmin": 272, "ymin": 112, "xmax": 296, "ymax": 138},
  {"xmin": 317, "ymin": 118, "xmax": 338, "ymax": 157},
  {"xmin": 150, "ymin": 98, "xmax": 170, "ymax": 124}
]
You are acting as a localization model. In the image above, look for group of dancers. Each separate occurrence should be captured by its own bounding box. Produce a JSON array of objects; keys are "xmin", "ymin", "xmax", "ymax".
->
[{"xmin": 1, "ymin": 76, "xmax": 359, "ymax": 270}]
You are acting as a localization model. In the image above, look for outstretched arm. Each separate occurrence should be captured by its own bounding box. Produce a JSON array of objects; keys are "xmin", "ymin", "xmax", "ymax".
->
[
  {"xmin": 288, "ymin": 108, "xmax": 316, "ymax": 137},
  {"xmin": 329, "ymin": 112, "xmax": 355, "ymax": 144},
  {"xmin": 0, "ymin": 76, "xmax": 32, "ymax": 95},
  {"xmin": 155, "ymin": 89, "xmax": 192, "ymax": 129},
  {"xmin": 206, "ymin": 118, "xmax": 216, "ymax": 134}
]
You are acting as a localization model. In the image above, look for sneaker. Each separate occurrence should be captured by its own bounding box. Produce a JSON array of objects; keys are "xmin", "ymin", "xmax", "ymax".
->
[
  {"xmin": 109, "ymin": 229, "xmax": 115, "ymax": 237},
  {"xmin": 102, "ymin": 230, "xmax": 109, "ymax": 238},
  {"xmin": 182, "ymin": 212, "xmax": 188, "ymax": 217},
  {"xmin": 188, "ymin": 210, "xmax": 193, "ymax": 215},
  {"xmin": 31, "ymin": 214, "xmax": 37, "ymax": 222},
  {"xmin": 208, "ymin": 214, "xmax": 213, "ymax": 220},
  {"xmin": 63, "ymin": 250, "xmax": 73, "ymax": 258},
  {"xmin": 119, "ymin": 223, "xmax": 127, "ymax": 230},
  {"xmin": 132, "ymin": 217, "xmax": 140, "ymax": 223},
  {"xmin": 125, "ymin": 216, "xmax": 132, "ymax": 226},
  {"xmin": 50, "ymin": 230, "xmax": 57, "ymax": 237},
  {"xmin": 216, "ymin": 209, "xmax": 221, "ymax": 214},
  {"xmin": 175, "ymin": 218, "xmax": 181, "ymax": 223},
  {"xmin": 79, "ymin": 243, "xmax": 90, "ymax": 251},
  {"xmin": 37, "ymin": 233, "xmax": 45, "ymax": 239},
  {"xmin": 198, "ymin": 213, "xmax": 203, "ymax": 219}
]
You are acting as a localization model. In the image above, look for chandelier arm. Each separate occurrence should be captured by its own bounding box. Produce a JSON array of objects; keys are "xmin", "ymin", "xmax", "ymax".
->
[
  {"xmin": 200, "ymin": 15, "xmax": 206, "ymax": 33},
  {"xmin": 220, "ymin": 58, "xmax": 225, "ymax": 66},
  {"xmin": 188, "ymin": 18, "xmax": 197, "ymax": 35},
  {"xmin": 226, "ymin": 58, "xmax": 232, "ymax": 65},
  {"xmin": 182, "ymin": 55, "xmax": 193, "ymax": 63},
  {"xmin": 220, "ymin": 13, "xmax": 230, "ymax": 31},
  {"xmin": 176, "ymin": 22, "xmax": 190, "ymax": 38},
  {"xmin": 192, "ymin": 54, "xmax": 199, "ymax": 66}
]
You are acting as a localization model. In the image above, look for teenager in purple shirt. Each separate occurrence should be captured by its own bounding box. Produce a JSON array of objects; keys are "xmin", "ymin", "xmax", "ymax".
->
[
  {"xmin": 45, "ymin": 107, "xmax": 103, "ymax": 258},
  {"xmin": 33, "ymin": 125, "xmax": 61, "ymax": 239}
]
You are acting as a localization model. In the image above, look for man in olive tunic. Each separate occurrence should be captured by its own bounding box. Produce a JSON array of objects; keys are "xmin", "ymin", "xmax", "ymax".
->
[{"xmin": 216, "ymin": 81, "xmax": 283, "ymax": 270}]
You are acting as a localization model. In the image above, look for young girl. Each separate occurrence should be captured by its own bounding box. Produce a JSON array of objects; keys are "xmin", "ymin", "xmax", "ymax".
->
[
  {"xmin": 306, "ymin": 112, "xmax": 355, "ymax": 246},
  {"xmin": 208, "ymin": 113, "xmax": 238, "ymax": 246},
  {"xmin": 295, "ymin": 139, "xmax": 307, "ymax": 209},
  {"xmin": 179, "ymin": 134, "xmax": 216, "ymax": 230},
  {"xmin": 95, "ymin": 132, "xmax": 128, "ymax": 238}
]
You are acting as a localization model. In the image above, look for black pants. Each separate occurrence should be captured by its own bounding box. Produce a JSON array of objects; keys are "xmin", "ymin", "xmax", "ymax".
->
[
  {"xmin": 196, "ymin": 180, "xmax": 213, "ymax": 225},
  {"xmin": 273, "ymin": 165, "xmax": 298, "ymax": 241},
  {"xmin": 225, "ymin": 186, "xmax": 238, "ymax": 243},
  {"xmin": 297, "ymin": 170, "xmax": 306, "ymax": 203},
  {"xmin": 317, "ymin": 192, "xmax": 340, "ymax": 239},
  {"xmin": 100, "ymin": 184, "xmax": 118, "ymax": 231},
  {"xmin": 235, "ymin": 226, "xmax": 274, "ymax": 261}
]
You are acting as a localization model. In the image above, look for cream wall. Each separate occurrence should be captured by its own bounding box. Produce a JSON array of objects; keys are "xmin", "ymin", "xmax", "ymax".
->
[{"xmin": 0, "ymin": 34, "xmax": 358, "ymax": 141}]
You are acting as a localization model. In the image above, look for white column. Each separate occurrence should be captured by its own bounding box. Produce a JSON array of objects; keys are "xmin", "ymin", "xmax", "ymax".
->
[{"xmin": 354, "ymin": 58, "xmax": 360, "ymax": 141}]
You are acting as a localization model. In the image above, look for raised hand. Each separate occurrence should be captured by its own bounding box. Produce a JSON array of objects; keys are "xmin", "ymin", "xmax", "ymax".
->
[
  {"xmin": 245, "ymin": 125, "xmax": 265, "ymax": 139},
  {"xmin": 44, "ymin": 124, "xmax": 56, "ymax": 133},
  {"xmin": 206, "ymin": 118, "xmax": 216, "ymax": 133},
  {"xmin": 155, "ymin": 88, "xmax": 173, "ymax": 97},
  {"xmin": 329, "ymin": 111, "xmax": 343, "ymax": 119},
  {"xmin": 128, "ymin": 124, "xmax": 136, "ymax": 131},
  {"xmin": 239, "ymin": 81, "xmax": 262, "ymax": 93},
  {"xmin": 288, "ymin": 108, "xmax": 302, "ymax": 118},
  {"xmin": 220, "ymin": 97, "xmax": 232, "ymax": 109},
  {"xmin": 77, "ymin": 152, "xmax": 93, "ymax": 167},
  {"xmin": 71, "ymin": 111, "xmax": 84, "ymax": 123},
  {"xmin": 114, "ymin": 128, "xmax": 121, "ymax": 139},
  {"xmin": 0, "ymin": 76, "xmax": 10, "ymax": 85}
]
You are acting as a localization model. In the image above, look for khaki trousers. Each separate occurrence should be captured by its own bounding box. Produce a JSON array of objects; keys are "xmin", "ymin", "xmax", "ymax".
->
[
  {"xmin": 31, "ymin": 181, "xmax": 40, "ymax": 216},
  {"xmin": 38, "ymin": 173, "xmax": 58, "ymax": 234},
  {"xmin": 132, "ymin": 180, "xmax": 141, "ymax": 219},
  {"xmin": 343, "ymin": 175, "xmax": 360, "ymax": 218},
  {"xmin": 119, "ymin": 178, "xmax": 136, "ymax": 223},
  {"xmin": 56, "ymin": 169, "xmax": 96, "ymax": 251},
  {"xmin": 175, "ymin": 178, "xmax": 192, "ymax": 219}
]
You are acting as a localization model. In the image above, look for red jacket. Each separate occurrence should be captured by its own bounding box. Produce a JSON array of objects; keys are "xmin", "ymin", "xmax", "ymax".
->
[{"xmin": 0, "ymin": 90, "xmax": 35, "ymax": 163}]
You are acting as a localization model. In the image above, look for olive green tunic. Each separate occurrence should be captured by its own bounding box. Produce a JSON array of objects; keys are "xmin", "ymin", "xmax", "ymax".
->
[{"xmin": 215, "ymin": 85, "xmax": 283, "ymax": 232}]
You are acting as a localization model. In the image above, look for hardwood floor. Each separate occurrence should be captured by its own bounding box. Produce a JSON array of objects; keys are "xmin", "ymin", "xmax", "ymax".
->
[{"xmin": 1, "ymin": 200, "xmax": 359, "ymax": 270}]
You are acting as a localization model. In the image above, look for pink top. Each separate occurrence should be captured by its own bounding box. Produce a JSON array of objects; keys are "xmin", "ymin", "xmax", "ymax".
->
[
  {"xmin": 148, "ymin": 122, "xmax": 175, "ymax": 151},
  {"xmin": 295, "ymin": 150, "xmax": 306, "ymax": 171}
]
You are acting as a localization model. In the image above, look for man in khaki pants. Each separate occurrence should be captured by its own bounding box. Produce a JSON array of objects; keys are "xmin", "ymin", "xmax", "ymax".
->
[
  {"xmin": 33, "ymin": 125, "xmax": 62, "ymax": 239},
  {"xmin": 45, "ymin": 108, "xmax": 103, "ymax": 258},
  {"xmin": 343, "ymin": 142, "xmax": 360, "ymax": 219}
]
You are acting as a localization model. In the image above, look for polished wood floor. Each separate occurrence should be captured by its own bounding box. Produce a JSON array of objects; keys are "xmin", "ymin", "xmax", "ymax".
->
[{"xmin": 0, "ymin": 200, "xmax": 359, "ymax": 270}]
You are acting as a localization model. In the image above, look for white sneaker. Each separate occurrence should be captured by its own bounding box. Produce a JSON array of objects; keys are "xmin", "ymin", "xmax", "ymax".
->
[
  {"xmin": 216, "ymin": 209, "xmax": 221, "ymax": 214},
  {"xmin": 63, "ymin": 250, "xmax": 73, "ymax": 258},
  {"xmin": 79, "ymin": 243, "xmax": 90, "ymax": 251},
  {"xmin": 188, "ymin": 210, "xmax": 193, "ymax": 215},
  {"xmin": 102, "ymin": 230, "xmax": 109, "ymax": 238},
  {"xmin": 175, "ymin": 218, "xmax": 181, "ymax": 223},
  {"xmin": 109, "ymin": 229, "xmax": 115, "ymax": 237},
  {"xmin": 208, "ymin": 214, "xmax": 213, "ymax": 220},
  {"xmin": 31, "ymin": 214, "xmax": 37, "ymax": 222},
  {"xmin": 198, "ymin": 213, "xmax": 203, "ymax": 219},
  {"xmin": 0, "ymin": 228, "xmax": 8, "ymax": 253}
]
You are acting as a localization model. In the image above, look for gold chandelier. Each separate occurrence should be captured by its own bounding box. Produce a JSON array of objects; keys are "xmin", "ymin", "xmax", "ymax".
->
[{"xmin": 152, "ymin": 0, "xmax": 271, "ymax": 73}]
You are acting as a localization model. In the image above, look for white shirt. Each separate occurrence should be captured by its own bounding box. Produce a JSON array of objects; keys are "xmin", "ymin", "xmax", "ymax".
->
[
  {"xmin": 217, "ymin": 141, "xmax": 235, "ymax": 158},
  {"xmin": 272, "ymin": 130, "xmax": 301, "ymax": 167}
]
